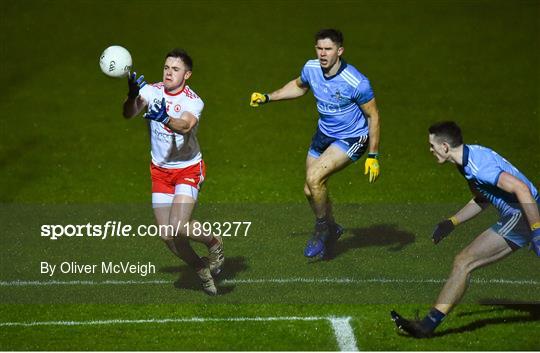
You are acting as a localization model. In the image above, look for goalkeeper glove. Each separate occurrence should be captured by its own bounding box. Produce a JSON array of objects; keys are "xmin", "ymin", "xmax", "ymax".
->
[
  {"xmin": 127, "ymin": 71, "xmax": 147, "ymax": 99},
  {"xmin": 364, "ymin": 153, "xmax": 380, "ymax": 183},
  {"xmin": 432, "ymin": 217, "xmax": 458, "ymax": 244},
  {"xmin": 144, "ymin": 98, "xmax": 170, "ymax": 124},
  {"xmin": 530, "ymin": 223, "xmax": 540, "ymax": 257},
  {"xmin": 250, "ymin": 92, "xmax": 269, "ymax": 107}
]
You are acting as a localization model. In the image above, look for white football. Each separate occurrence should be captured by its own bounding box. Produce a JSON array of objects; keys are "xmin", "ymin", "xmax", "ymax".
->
[{"xmin": 99, "ymin": 45, "xmax": 132, "ymax": 78}]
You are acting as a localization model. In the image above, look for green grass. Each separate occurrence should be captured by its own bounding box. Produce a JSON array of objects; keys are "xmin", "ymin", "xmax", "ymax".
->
[{"xmin": 1, "ymin": 0, "xmax": 539, "ymax": 350}]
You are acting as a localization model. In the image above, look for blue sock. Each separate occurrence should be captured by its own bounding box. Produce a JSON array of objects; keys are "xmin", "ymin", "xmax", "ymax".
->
[
  {"xmin": 315, "ymin": 218, "xmax": 329, "ymax": 239},
  {"xmin": 420, "ymin": 308, "xmax": 446, "ymax": 332}
]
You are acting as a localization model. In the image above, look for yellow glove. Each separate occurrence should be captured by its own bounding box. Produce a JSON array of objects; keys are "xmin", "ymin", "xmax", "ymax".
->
[
  {"xmin": 364, "ymin": 153, "xmax": 380, "ymax": 183},
  {"xmin": 250, "ymin": 92, "xmax": 269, "ymax": 107}
]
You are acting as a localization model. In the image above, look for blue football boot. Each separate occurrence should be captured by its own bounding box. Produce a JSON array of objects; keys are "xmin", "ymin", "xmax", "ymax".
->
[
  {"xmin": 304, "ymin": 237, "xmax": 325, "ymax": 257},
  {"xmin": 304, "ymin": 221, "xmax": 330, "ymax": 258}
]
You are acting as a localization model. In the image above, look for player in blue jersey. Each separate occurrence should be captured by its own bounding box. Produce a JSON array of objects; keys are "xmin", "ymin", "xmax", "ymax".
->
[
  {"xmin": 391, "ymin": 121, "xmax": 540, "ymax": 338},
  {"xmin": 250, "ymin": 29, "xmax": 381, "ymax": 259}
]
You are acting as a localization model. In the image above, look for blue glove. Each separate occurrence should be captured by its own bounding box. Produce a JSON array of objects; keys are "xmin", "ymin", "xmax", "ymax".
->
[
  {"xmin": 144, "ymin": 98, "xmax": 170, "ymax": 124},
  {"xmin": 531, "ymin": 228, "xmax": 540, "ymax": 257},
  {"xmin": 127, "ymin": 71, "xmax": 146, "ymax": 99}
]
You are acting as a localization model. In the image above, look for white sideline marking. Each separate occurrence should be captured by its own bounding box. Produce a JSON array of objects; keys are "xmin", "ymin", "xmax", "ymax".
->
[
  {"xmin": 0, "ymin": 279, "xmax": 170, "ymax": 286},
  {"xmin": 1, "ymin": 277, "xmax": 537, "ymax": 287},
  {"xmin": 221, "ymin": 277, "xmax": 539, "ymax": 285},
  {"xmin": 0, "ymin": 316, "xmax": 358, "ymax": 351},
  {"xmin": 330, "ymin": 317, "xmax": 359, "ymax": 352},
  {"xmin": 0, "ymin": 316, "xmax": 325, "ymax": 327}
]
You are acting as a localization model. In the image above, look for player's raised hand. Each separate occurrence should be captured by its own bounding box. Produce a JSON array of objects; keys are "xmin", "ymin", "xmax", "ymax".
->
[
  {"xmin": 250, "ymin": 92, "xmax": 269, "ymax": 107},
  {"xmin": 364, "ymin": 153, "xmax": 380, "ymax": 183},
  {"xmin": 127, "ymin": 71, "xmax": 147, "ymax": 99},
  {"xmin": 432, "ymin": 219, "xmax": 455, "ymax": 244},
  {"xmin": 144, "ymin": 98, "xmax": 170, "ymax": 124}
]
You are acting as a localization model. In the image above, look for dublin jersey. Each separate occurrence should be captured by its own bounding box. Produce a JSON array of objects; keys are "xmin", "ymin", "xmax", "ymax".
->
[
  {"xmin": 139, "ymin": 83, "xmax": 204, "ymax": 169},
  {"xmin": 300, "ymin": 59, "xmax": 374, "ymax": 139},
  {"xmin": 459, "ymin": 145, "xmax": 539, "ymax": 219}
]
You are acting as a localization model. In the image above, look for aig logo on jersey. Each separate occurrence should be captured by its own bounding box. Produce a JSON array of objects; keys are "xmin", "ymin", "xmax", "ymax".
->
[{"xmin": 317, "ymin": 102, "xmax": 341, "ymax": 114}]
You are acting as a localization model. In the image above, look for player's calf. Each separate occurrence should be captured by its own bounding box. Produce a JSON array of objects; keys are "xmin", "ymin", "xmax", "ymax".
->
[{"xmin": 204, "ymin": 236, "xmax": 224, "ymax": 275}]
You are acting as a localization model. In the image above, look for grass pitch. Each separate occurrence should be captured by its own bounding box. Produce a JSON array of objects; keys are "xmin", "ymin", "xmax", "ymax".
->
[{"xmin": 1, "ymin": 0, "xmax": 539, "ymax": 350}]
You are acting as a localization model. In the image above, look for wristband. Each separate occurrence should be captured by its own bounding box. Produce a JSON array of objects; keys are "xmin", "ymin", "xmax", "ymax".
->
[
  {"xmin": 264, "ymin": 94, "xmax": 270, "ymax": 103},
  {"xmin": 450, "ymin": 216, "xmax": 459, "ymax": 226},
  {"xmin": 531, "ymin": 222, "xmax": 540, "ymax": 231},
  {"xmin": 368, "ymin": 152, "xmax": 378, "ymax": 159}
]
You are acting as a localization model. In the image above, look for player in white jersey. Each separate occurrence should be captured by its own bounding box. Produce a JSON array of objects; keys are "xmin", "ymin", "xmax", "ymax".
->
[
  {"xmin": 391, "ymin": 121, "xmax": 540, "ymax": 338},
  {"xmin": 250, "ymin": 29, "xmax": 381, "ymax": 259},
  {"xmin": 122, "ymin": 49, "xmax": 223, "ymax": 295}
]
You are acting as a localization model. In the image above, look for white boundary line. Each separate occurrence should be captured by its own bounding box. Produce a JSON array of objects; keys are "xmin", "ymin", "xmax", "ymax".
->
[
  {"xmin": 221, "ymin": 277, "xmax": 538, "ymax": 285},
  {"xmin": 0, "ymin": 316, "xmax": 358, "ymax": 351},
  {"xmin": 0, "ymin": 277, "xmax": 537, "ymax": 287},
  {"xmin": 330, "ymin": 317, "xmax": 359, "ymax": 352}
]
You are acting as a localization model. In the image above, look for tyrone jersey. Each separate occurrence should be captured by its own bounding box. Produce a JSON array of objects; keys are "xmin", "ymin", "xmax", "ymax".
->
[
  {"xmin": 300, "ymin": 59, "xmax": 374, "ymax": 139},
  {"xmin": 459, "ymin": 144, "xmax": 539, "ymax": 219},
  {"xmin": 139, "ymin": 83, "xmax": 204, "ymax": 169}
]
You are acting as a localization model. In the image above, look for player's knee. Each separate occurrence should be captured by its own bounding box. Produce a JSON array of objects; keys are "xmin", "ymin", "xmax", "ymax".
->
[
  {"xmin": 452, "ymin": 251, "xmax": 475, "ymax": 274},
  {"xmin": 304, "ymin": 183, "xmax": 312, "ymax": 197},
  {"xmin": 306, "ymin": 173, "xmax": 323, "ymax": 190}
]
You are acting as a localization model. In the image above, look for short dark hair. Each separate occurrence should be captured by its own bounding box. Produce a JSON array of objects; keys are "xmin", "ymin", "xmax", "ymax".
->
[
  {"xmin": 428, "ymin": 121, "xmax": 463, "ymax": 147},
  {"xmin": 165, "ymin": 48, "xmax": 193, "ymax": 71},
  {"xmin": 315, "ymin": 29, "xmax": 344, "ymax": 47}
]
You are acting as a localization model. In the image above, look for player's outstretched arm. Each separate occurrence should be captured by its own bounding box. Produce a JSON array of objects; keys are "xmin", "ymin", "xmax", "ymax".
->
[
  {"xmin": 360, "ymin": 98, "xmax": 381, "ymax": 183},
  {"xmin": 167, "ymin": 112, "xmax": 198, "ymax": 134},
  {"xmin": 123, "ymin": 71, "xmax": 147, "ymax": 118},
  {"xmin": 250, "ymin": 77, "xmax": 308, "ymax": 107},
  {"xmin": 432, "ymin": 197, "xmax": 487, "ymax": 244},
  {"xmin": 143, "ymin": 98, "xmax": 197, "ymax": 134},
  {"xmin": 497, "ymin": 172, "xmax": 540, "ymax": 255}
]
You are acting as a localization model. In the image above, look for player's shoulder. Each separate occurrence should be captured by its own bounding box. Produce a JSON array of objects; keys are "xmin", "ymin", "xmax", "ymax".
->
[
  {"xmin": 467, "ymin": 144, "xmax": 500, "ymax": 171},
  {"xmin": 181, "ymin": 86, "xmax": 204, "ymax": 113},
  {"xmin": 183, "ymin": 85, "xmax": 203, "ymax": 103},
  {"xmin": 303, "ymin": 59, "xmax": 320, "ymax": 69},
  {"xmin": 139, "ymin": 82, "xmax": 163, "ymax": 101},
  {"xmin": 468, "ymin": 144, "xmax": 497, "ymax": 159},
  {"xmin": 342, "ymin": 62, "xmax": 369, "ymax": 82},
  {"xmin": 141, "ymin": 82, "xmax": 163, "ymax": 94}
]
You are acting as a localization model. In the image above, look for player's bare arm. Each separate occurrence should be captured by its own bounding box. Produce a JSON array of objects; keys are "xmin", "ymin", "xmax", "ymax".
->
[
  {"xmin": 123, "ymin": 96, "xmax": 147, "ymax": 119},
  {"xmin": 497, "ymin": 172, "xmax": 540, "ymax": 227},
  {"xmin": 268, "ymin": 77, "xmax": 309, "ymax": 101},
  {"xmin": 360, "ymin": 98, "xmax": 380, "ymax": 154},
  {"xmin": 250, "ymin": 77, "xmax": 308, "ymax": 106},
  {"xmin": 431, "ymin": 199, "xmax": 485, "ymax": 245},
  {"xmin": 166, "ymin": 111, "xmax": 198, "ymax": 134},
  {"xmin": 450, "ymin": 197, "xmax": 487, "ymax": 225}
]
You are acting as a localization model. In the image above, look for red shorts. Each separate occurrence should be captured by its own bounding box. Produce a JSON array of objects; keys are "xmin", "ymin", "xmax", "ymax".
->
[{"xmin": 150, "ymin": 161, "xmax": 206, "ymax": 194}]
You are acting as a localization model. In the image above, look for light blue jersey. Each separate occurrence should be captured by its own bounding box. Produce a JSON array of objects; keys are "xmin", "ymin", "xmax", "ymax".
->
[
  {"xmin": 300, "ymin": 59, "xmax": 374, "ymax": 139},
  {"xmin": 459, "ymin": 145, "xmax": 539, "ymax": 219}
]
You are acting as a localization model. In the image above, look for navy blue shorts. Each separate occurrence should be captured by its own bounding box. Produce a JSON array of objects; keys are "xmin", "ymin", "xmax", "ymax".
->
[{"xmin": 308, "ymin": 127, "xmax": 369, "ymax": 161}]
